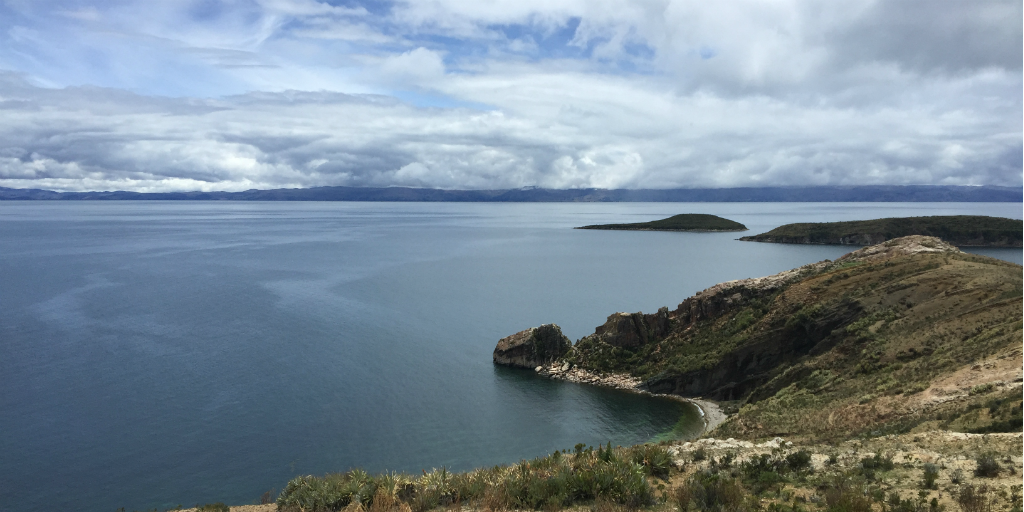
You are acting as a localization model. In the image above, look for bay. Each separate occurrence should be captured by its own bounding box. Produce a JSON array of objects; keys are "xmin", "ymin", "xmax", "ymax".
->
[{"xmin": 0, "ymin": 201, "xmax": 1019, "ymax": 512}]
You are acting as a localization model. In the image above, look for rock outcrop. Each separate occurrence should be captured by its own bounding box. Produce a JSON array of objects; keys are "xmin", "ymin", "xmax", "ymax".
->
[
  {"xmin": 493, "ymin": 324, "xmax": 572, "ymax": 368},
  {"xmin": 581, "ymin": 307, "xmax": 671, "ymax": 349},
  {"xmin": 670, "ymin": 259, "xmax": 830, "ymax": 330},
  {"xmin": 835, "ymin": 234, "xmax": 961, "ymax": 263}
]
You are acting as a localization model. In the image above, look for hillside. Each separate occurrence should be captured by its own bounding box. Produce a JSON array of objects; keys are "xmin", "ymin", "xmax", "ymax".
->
[
  {"xmin": 577, "ymin": 214, "xmax": 747, "ymax": 232},
  {"xmin": 537, "ymin": 236, "xmax": 1022, "ymax": 441},
  {"xmin": 739, "ymin": 215, "xmax": 1022, "ymax": 247}
]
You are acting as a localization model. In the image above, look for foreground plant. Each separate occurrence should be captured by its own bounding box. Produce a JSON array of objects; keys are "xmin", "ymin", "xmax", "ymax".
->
[{"xmin": 276, "ymin": 443, "xmax": 667, "ymax": 512}]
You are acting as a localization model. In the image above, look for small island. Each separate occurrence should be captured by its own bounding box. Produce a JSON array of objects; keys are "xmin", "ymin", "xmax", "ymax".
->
[
  {"xmin": 739, "ymin": 215, "xmax": 1022, "ymax": 247},
  {"xmin": 576, "ymin": 213, "xmax": 747, "ymax": 232}
]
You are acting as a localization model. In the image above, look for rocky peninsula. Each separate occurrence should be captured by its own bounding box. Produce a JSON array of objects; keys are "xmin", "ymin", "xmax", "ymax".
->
[
  {"xmin": 494, "ymin": 235, "xmax": 1022, "ymax": 440},
  {"xmin": 739, "ymin": 215, "xmax": 1022, "ymax": 247}
]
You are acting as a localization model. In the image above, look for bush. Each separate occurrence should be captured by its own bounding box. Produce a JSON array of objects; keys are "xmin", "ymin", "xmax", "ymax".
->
[
  {"xmin": 922, "ymin": 463, "xmax": 940, "ymax": 489},
  {"xmin": 692, "ymin": 447, "xmax": 708, "ymax": 462},
  {"xmin": 957, "ymin": 484, "xmax": 991, "ymax": 512},
  {"xmin": 627, "ymin": 444, "xmax": 672, "ymax": 478},
  {"xmin": 974, "ymin": 457, "xmax": 1001, "ymax": 478},
  {"xmin": 675, "ymin": 471, "xmax": 750, "ymax": 512},
  {"xmin": 197, "ymin": 504, "xmax": 229, "ymax": 512},
  {"xmin": 786, "ymin": 451, "xmax": 812, "ymax": 471},
  {"xmin": 860, "ymin": 453, "xmax": 895, "ymax": 471},
  {"xmin": 823, "ymin": 479, "xmax": 873, "ymax": 512}
]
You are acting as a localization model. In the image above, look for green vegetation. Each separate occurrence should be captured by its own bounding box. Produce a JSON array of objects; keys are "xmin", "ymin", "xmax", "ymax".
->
[
  {"xmin": 276, "ymin": 443, "xmax": 673, "ymax": 512},
  {"xmin": 739, "ymin": 215, "xmax": 1021, "ymax": 247},
  {"xmin": 975, "ymin": 457, "xmax": 1002, "ymax": 478},
  {"xmin": 577, "ymin": 214, "xmax": 748, "ymax": 232},
  {"xmin": 196, "ymin": 504, "xmax": 229, "ymax": 512}
]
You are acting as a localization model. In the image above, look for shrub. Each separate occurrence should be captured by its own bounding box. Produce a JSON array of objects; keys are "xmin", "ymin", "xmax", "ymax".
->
[
  {"xmin": 197, "ymin": 504, "xmax": 229, "ymax": 512},
  {"xmin": 950, "ymin": 469, "xmax": 964, "ymax": 484},
  {"xmin": 922, "ymin": 463, "xmax": 940, "ymax": 489},
  {"xmin": 692, "ymin": 447, "xmax": 708, "ymax": 462},
  {"xmin": 861, "ymin": 453, "xmax": 895, "ymax": 471},
  {"xmin": 957, "ymin": 485, "xmax": 991, "ymax": 512},
  {"xmin": 627, "ymin": 444, "xmax": 672, "ymax": 478},
  {"xmin": 676, "ymin": 471, "xmax": 750, "ymax": 512},
  {"xmin": 823, "ymin": 479, "xmax": 873, "ymax": 512},
  {"xmin": 974, "ymin": 457, "xmax": 1001, "ymax": 478},
  {"xmin": 786, "ymin": 451, "xmax": 813, "ymax": 471}
]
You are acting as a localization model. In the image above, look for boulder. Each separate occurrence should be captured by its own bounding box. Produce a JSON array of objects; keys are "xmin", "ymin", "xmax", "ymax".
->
[{"xmin": 493, "ymin": 324, "xmax": 572, "ymax": 368}]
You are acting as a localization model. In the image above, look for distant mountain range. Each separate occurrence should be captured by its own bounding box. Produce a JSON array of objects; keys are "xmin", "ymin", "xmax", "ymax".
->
[{"xmin": 0, "ymin": 185, "xmax": 1019, "ymax": 202}]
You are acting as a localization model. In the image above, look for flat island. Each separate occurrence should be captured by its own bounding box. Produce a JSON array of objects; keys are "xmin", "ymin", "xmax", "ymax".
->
[
  {"xmin": 576, "ymin": 213, "xmax": 747, "ymax": 232},
  {"xmin": 739, "ymin": 215, "xmax": 1022, "ymax": 247}
]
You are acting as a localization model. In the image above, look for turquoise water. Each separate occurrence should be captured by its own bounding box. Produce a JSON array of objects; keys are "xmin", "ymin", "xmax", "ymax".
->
[{"xmin": 0, "ymin": 201, "xmax": 1019, "ymax": 512}]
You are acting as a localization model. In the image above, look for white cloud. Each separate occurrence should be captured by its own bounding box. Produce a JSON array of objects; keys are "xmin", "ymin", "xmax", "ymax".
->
[{"xmin": 0, "ymin": 1, "xmax": 1018, "ymax": 191}]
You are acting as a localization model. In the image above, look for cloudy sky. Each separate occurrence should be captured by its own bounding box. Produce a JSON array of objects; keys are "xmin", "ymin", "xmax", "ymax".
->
[{"xmin": 0, "ymin": 0, "xmax": 1020, "ymax": 192}]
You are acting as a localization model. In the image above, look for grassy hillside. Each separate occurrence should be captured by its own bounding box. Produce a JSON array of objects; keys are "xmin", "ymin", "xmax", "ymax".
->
[
  {"xmin": 562, "ymin": 236, "xmax": 1023, "ymax": 441},
  {"xmin": 577, "ymin": 214, "xmax": 747, "ymax": 232},
  {"xmin": 739, "ymin": 215, "xmax": 1021, "ymax": 247},
  {"xmin": 261, "ymin": 433, "xmax": 1022, "ymax": 512}
]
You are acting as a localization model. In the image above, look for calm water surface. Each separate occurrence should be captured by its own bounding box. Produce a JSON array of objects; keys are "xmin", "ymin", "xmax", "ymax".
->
[{"xmin": 1, "ymin": 202, "xmax": 1020, "ymax": 511}]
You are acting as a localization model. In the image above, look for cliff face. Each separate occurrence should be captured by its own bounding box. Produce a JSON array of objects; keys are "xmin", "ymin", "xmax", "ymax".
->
[
  {"xmin": 497, "ymin": 236, "xmax": 1023, "ymax": 439},
  {"xmin": 493, "ymin": 324, "xmax": 572, "ymax": 369},
  {"xmin": 583, "ymin": 308, "xmax": 671, "ymax": 349}
]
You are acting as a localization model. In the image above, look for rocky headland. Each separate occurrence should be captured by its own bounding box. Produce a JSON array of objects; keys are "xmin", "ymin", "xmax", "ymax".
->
[{"xmin": 494, "ymin": 235, "xmax": 1022, "ymax": 441}]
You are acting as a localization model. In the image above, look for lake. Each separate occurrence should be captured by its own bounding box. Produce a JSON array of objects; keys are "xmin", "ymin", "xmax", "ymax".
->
[{"xmin": 1, "ymin": 201, "xmax": 1020, "ymax": 512}]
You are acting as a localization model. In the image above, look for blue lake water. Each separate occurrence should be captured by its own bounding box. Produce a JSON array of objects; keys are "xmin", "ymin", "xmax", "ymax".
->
[{"xmin": 1, "ymin": 201, "xmax": 1020, "ymax": 512}]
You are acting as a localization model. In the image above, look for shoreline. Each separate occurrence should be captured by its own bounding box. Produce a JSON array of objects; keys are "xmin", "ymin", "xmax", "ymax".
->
[{"xmin": 533, "ymin": 363, "xmax": 729, "ymax": 435}]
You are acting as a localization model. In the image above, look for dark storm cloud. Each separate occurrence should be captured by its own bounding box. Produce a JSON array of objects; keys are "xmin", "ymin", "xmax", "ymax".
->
[{"xmin": 834, "ymin": 0, "xmax": 1022, "ymax": 74}]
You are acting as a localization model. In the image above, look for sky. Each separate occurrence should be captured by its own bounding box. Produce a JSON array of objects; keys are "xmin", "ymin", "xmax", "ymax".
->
[{"xmin": 0, "ymin": 0, "xmax": 1021, "ymax": 192}]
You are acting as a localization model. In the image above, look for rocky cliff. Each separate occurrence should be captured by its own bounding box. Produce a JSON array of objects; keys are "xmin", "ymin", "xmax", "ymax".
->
[{"xmin": 493, "ymin": 324, "xmax": 572, "ymax": 369}]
